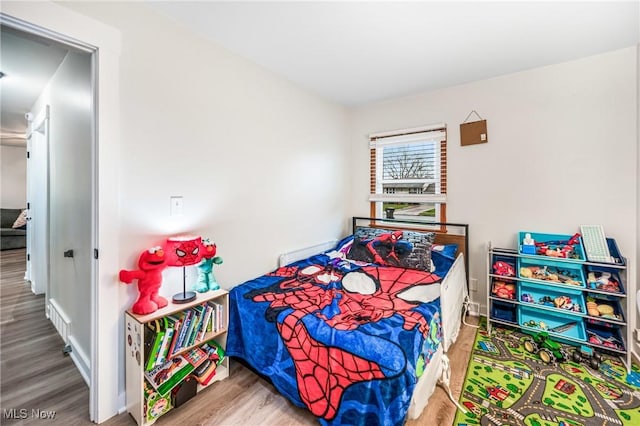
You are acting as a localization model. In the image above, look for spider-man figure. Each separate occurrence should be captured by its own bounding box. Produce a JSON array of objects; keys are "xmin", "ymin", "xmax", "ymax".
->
[
  {"xmin": 364, "ymin": 231, "xmax": 413, "ymax": 266},
  {"xmin": 247, "ymin": 263, "xmax": 441, "ymax": 420}
]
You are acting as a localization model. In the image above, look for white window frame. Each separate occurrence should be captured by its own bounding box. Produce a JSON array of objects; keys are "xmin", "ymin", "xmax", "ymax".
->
[{"xmin": 369, "ymin": 124, "xmax": 446, "ymax": 222}]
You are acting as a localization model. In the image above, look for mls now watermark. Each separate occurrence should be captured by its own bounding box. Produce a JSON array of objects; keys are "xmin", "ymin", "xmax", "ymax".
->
[{"xmin": 3, "ymin": 408, "xmax": 57, "ymax": 420}]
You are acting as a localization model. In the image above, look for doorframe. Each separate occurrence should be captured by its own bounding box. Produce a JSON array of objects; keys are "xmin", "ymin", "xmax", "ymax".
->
[
  {"xmin": 1, "ymin": 4, "xmax": 122, "ymax": 423},
  {"xmin": 25, "ymin": 105, "xmax": 50, "ymax": 298}
]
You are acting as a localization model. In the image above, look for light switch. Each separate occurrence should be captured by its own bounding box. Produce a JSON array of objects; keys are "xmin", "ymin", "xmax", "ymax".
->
[{"xmin": 170, "ymin": 196, "xmax": 183, "ymax": 216}]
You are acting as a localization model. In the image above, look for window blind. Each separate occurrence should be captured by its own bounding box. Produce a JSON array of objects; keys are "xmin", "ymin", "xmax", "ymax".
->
[{"xmin": 369, "ymin": 124, "xmax": 447, "ymax": 204}]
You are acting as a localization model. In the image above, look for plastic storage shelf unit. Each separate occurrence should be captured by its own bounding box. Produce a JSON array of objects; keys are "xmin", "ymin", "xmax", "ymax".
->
[
  {"xmin": 517, "ymin": 257, "xmax": 587, "ymax": 288},
  {"xmin": 518, "ymin": 231, "xmax": 585, "ymax": 261},
  {"xmin": 518, "ymin": 281, "xmax": 585, "ymax": 316},
  {"xmin": 518, "ymin": 305, "xmax": 587, "ymax": 342}
]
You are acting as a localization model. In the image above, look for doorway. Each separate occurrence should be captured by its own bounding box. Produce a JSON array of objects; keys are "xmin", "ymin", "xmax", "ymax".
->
[{"xmin": 1, "ymin": 19, "xmax": 96, "ymax": 421}]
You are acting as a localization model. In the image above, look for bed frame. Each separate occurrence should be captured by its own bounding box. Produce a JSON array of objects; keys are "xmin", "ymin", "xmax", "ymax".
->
[{"xmin": 351, "ymin": 217, "xmax": 470, "ymax": 418}]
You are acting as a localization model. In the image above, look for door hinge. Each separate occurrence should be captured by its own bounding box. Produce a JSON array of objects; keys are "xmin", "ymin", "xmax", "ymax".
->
[
  {"xmin": 94, "ymin": 249, "xmax": 99, "ymax": 260},
  {"xmin": 27, "ymin": 202, "xmax": 30, "ymax": 209},
  {"xmin": 27, "ymin": 253, "xmax": 30, "ymax": 261},
  {"xmin": 27, "ymin": 151, "xmax": 30, "ymax": 159}
]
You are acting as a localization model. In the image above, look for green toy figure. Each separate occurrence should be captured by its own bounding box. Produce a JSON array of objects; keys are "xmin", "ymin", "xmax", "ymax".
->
[{"xmin": 194, "ymin": 239, "xmax": 223, "ymax": 292}]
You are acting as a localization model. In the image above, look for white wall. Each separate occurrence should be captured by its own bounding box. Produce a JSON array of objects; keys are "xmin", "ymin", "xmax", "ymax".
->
[
  {"xmin": 55, "ymin": 1, "xmax": 350, "ymax": 417},
  {"xmin": 350, "ymin": 47, "xmax": 637, "ymax": 324},
  {"xmin": 0, "ymin": 145, "xmax": 27, "ymax": 208},
  {"xmin": 635, "ymin": 42, "xmax": 640, "ymax": 358},
  {"xmin": 31, "ymin": 49, "xmax": 93, "ymax": 374},
  {"xmin": 62, "ymin": 1, "xmax": 351, "ymax": 289}
]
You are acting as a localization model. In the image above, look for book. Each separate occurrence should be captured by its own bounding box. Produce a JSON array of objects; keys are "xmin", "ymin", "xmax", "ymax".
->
[
  {"xmin": 175, "ymin": 309, "xmax": 193, "ymax": 351},
  {"xmin": 198, "ymin": 305, "xmax": 214, "ymax": 341},
  {"xmin": 215, "ymin": 302, "xmax": 224, "ymax": 331},
  {"xmin": 156, "ymin": 327, "xmax": 174, "ymax": 366},
  {"xmin": 188, "ymin": 305, "xmax": 206, "ymax": 347},
  {"xmin": 166, "ymin": 313, "xmax": 184, "ymax": 357},
  {"xmin": 145, "ymin": 347, "xmax": 207, "ymax": 396},
  {"xmin": 195, "ymin": 341, "xmax": 226, "ymax": 386},
  {"xmin": 183, "ymin": 309, "xmax": 200, "ymax": 349},
  {"xmin": 145, "ymin": 319, "xmax": 165, "ymax": 372},
  {"xmin": 206, "ymin": 301, "xmax": 217, "ymax": 333}
]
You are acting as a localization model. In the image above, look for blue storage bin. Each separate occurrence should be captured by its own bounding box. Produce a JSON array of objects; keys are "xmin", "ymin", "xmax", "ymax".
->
[
  {"xmin": 518, "ymin": 231, "xmax": 585, "ymax": 261},
  {"xmin": 584, "ymin": 266, "xmax": 624, "ymax": 294},
  {"xmin": 518, "ymin": 282, "xmax": 584, "ymax": 315},
  {"xmin": 518, "ymin": 306, "xmax": 586, "ymax": 342},
  {"xmin": 605, "ymin": 238, "xmax": 626, "ymax": 266},
  {"xmin": 584, "ymin": 293, "xmax": 625, "ymax": 324},
  {"xmin": 518, "ymin": 257, "xmax": 586, "ymax": 288},
  {"xmin": 586, "ymin": 323, "xmax": 625, "ymax": 352},
  {"xmin": 491, "ymin": 300, "xmax": 517, "ymax": 324}
]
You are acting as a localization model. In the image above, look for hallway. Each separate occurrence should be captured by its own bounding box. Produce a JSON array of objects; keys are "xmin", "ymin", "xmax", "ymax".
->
[{"xmin": 0, "ymin": 249, "xmax": 90, "ymax": 424}]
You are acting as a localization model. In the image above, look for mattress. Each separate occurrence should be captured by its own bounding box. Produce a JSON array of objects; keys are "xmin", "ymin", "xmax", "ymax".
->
[{"xmin": 226, "ymin": 250, "xmax": 448, "ymax": 425}]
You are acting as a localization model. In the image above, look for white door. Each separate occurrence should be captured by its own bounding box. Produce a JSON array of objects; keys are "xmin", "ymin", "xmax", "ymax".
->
[{"xmin": 26, "ymin": 105, "xmax": 49, "ymax": 299}]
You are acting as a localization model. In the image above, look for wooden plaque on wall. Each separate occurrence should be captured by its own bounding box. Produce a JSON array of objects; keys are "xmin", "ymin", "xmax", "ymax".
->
[{"xmin": 460, "ymin": 120, "xmax": 488, "ymax": 146}]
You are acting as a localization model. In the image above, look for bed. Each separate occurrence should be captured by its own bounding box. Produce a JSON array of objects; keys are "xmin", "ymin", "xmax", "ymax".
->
[{"xmin": 226, "ymin": 217, "xmax": 469, "ymax": 425}]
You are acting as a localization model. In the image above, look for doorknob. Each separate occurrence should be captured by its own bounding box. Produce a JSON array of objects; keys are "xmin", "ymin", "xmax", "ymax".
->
[{"xmin": 64, "ymin": 250, "xmax": 74, "ymax": 258}]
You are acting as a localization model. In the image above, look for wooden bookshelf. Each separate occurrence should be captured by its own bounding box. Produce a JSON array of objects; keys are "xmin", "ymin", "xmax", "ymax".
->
[{"xmin": 125, "ymin": 289, "xmax": 229, "ymax": 425}]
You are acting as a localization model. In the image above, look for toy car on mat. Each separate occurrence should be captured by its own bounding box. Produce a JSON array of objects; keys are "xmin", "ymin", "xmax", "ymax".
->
[
  {"xmin": 523, "ymin": 332, "xmax": 567, "ymax": 364},
  {"xmin": 571, "ymin": 345, "xmax": 603, "ymax": 370}
]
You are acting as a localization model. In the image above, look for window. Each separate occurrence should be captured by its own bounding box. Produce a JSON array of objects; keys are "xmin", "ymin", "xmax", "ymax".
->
[{"xmin": 369, "ymin": 124, "xmax": 447, "ymax": 222}]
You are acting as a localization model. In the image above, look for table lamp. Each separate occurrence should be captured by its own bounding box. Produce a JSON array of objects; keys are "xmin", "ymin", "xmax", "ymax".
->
[{"xmin": 165, "ymin": 235, "xmax": 202, "ymax": 303}]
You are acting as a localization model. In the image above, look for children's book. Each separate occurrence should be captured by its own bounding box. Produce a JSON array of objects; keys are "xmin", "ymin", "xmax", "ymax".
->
[
  {"xmin": 175, "ymin": 309, "xmax": 193, "ymax": 351},
  {"xmin": 188, "ymin": 305, "xmax": 206, "ymax": 346},
  {"xmin": 195, "ymin": 341, "xmax": 226, "ymax": 386},
  {"xmin": 183, "ymin": 309, "xmax": 199, "ymax": 349},
  {"xmin": 156, "ymin": 327, "xmax": 174, "ymax": 366},
  {"xmin": 198, "ymin": 305, "xmax": 214, "ymax": 341},
  {"xmin": 166, "ymin": 313, "xmax": 184, "ymax": 357},
  {"xmin": 145, "ymin": 347, "xmax": 207, "ymax": 396},
  {"xmin": 145, "ymin": 319, "xmax": 165, "ymax": 371}
]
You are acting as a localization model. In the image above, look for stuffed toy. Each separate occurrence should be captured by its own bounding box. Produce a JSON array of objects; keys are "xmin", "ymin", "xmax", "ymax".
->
[
  {"xmin": 194, "ymin": 238, "xmax": 223, "ymax": 293},
  {"xmin": 119, "ymin": 246, "xmax": 169, "ymax": 315}
]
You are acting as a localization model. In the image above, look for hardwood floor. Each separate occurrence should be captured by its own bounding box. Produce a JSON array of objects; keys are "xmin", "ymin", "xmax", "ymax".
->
[
  {"xmin": 1, "ymin": 248, "xmax": 477, "ymax": 425},
  {"xmin": 0, "ymin": 249, "xmax": 90, "ymax": 425}
]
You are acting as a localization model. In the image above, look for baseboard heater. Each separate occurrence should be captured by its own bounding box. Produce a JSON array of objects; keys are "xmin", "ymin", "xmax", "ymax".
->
[
  {"xmin": 278, "ymin": 240, "xmax": 338, "ymax": 267},
  {"xmin": 48, "ymin": 298, "xmax": 71, "ymax": 344}
]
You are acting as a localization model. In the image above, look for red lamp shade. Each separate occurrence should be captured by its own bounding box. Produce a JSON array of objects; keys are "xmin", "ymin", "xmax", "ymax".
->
[
  {"xmin": 165, "ymin": 235, "xmax": 202, "ymax": 267},
  {"xmin": 165, "ymin": 235, "xmax": 202, "ymax": 304}
]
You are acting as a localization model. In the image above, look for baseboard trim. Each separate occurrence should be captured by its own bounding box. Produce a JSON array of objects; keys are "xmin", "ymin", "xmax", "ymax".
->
[{"xmin": 68, "ymin": 335, "xmax": 90, "ymax": 386}]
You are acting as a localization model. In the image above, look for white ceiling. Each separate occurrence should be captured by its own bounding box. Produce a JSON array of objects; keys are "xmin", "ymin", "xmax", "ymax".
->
[
  {"xmin": 0, "ymin": 1, "xmax": 637, "ymax": 143},
  {"xmin": 0, "ymin": 26, "xmax": 69, "ymax": 145},
  {"xmin": 148, "ymin": 1, "xmax": 640, "ymax": 106}
]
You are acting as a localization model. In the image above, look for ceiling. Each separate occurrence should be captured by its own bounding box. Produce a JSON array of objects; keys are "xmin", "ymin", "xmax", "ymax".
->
[
  {"xmin": 148, "ymin": 1, "xmax": 639, "ymax": 106},
  {"xmin": 0, "ymin": 1, "xmax": 637, "ymax": 145},
  {"xmin": 0, "ymin": 26, "xmax": 69, "ymax": 146}
]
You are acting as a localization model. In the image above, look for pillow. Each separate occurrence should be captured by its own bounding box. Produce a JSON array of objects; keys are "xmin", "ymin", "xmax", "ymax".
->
[
  {"xmin": 346, "ymin": 227, "xmax": 435, "ymax": 271},
  {"xmin": 12, "ymin": 209, "xmax": 27, "ymax": 229}
]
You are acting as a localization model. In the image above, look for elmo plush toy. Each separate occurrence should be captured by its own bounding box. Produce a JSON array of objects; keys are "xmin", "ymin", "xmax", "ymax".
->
[
  {"xmin": 194, "ymin": 238, "xmax": 223, "ymax": 293},
  {"xmin": 119, "ymin": 246, "xmax": 169, "ymax": 315}
]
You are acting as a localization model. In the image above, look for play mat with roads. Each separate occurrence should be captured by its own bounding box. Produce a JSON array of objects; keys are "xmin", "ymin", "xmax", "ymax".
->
[{"xmin": 453, "ymin": 322, "xmax": 640, "ymax": 426}]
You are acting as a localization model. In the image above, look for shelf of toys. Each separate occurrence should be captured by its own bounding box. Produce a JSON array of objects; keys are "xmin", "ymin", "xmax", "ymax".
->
[
  {"xmin": 125, "ymin": 290, "xmax": 229, "ymax": 425},
  {"xmin": 487, "ymin": 230, "xmax": 630, "ymax": 372}
]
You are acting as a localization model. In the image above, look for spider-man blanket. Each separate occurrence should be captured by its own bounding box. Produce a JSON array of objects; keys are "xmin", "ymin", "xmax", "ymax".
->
[{"xmin": 226, "ymin": 254, "xmax": 443, "ymax": 426}]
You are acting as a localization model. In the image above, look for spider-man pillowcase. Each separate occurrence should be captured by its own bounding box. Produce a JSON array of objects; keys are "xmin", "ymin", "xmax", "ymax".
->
[{"xmin": 346, "ymin": 226, "xmax": 436, "ymax": 272}]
